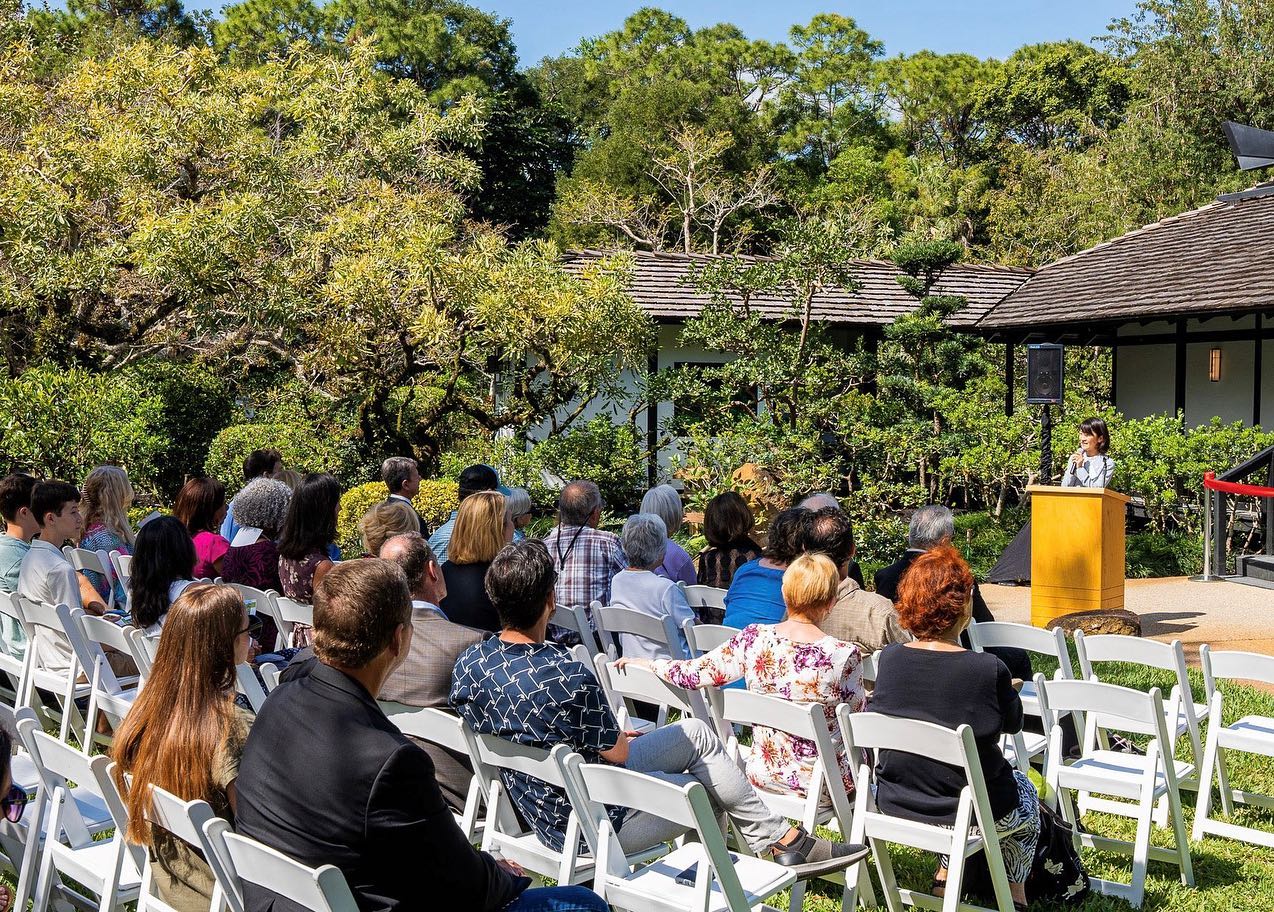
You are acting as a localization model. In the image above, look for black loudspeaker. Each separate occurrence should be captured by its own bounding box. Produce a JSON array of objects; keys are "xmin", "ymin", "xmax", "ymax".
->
[{"xmin": 1026, "ymin": 343, "xmax": 1064, "ymax": 405}]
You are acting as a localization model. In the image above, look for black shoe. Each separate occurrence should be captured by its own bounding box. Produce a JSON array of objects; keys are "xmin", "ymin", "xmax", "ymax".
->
[{"xmin": 772, "ymin": 826, "xmax": 870, "ymax": 878}]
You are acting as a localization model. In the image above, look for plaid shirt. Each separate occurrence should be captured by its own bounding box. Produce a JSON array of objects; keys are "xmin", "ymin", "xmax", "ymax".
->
[{"xmin": 541, "ymin": 524, "xmax": 626, "ymax": 613}]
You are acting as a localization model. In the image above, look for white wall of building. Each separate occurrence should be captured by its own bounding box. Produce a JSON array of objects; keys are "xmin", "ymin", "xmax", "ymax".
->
[{"xmin": 1115, "ymin": 344, "xmax": 1174, "ymax": 419}]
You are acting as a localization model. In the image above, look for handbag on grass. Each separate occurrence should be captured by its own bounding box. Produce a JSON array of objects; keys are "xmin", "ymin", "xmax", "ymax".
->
[{"xmin": 961, "ymin": 799, "xmax": 1090, "ymax": 905}]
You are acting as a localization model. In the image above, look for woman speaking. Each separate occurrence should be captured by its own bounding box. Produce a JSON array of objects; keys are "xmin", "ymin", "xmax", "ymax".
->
[{"xmin": 1061, "ymin": 417, "xmax": 1115, "ymax": 488}]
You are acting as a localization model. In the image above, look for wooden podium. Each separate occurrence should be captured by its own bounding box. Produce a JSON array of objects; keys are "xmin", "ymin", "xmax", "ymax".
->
[{"xmin": 1028, "ymin": 485, "xmax": 1130, "ymax": 627}]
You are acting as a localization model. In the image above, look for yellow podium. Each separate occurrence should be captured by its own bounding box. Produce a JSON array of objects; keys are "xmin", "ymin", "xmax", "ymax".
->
[{"xmin": 1028, "ymin": 485, "xmax": 1130, "ymax": 627}]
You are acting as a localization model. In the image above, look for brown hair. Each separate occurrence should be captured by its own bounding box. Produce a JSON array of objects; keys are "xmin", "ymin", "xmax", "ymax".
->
[
  {"xmin": 894, "ymin": 545, "xmax": 974, "ymax": 640},
  {"xmin": 111, "ymin": 583, "xmax": 244, "ymax": 846},
  {"xmin": 358, "ymin": 500, "xmax": 420, "ymax": 557},
  {"xmin": 449, "ymin": 491, "xmax": 507, "ymax": 565},
  {"xmin": 173, "ymin": 477, "xmax": 227, "ymax": 536},
  {"xmin": 703, "ymin": 491, "xmax": 755, "ymax": 547},
  {"xmin": 782, "ymin": 554, "xmax": 840, "ymax": 621},
  {"xmin": 312, "ymin": 559, "xmax": 410, "ymax": 668}
]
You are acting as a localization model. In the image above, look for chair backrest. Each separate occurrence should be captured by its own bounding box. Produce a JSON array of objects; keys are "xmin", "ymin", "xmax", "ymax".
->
[
  {"xmin": 16, "ymin": 716, "xmax": 112, "ymax": 848},
  {"xmin": 859, "ymin": 650, "xmax": 878, "ymax": 684},
  {"xmin": 0, "ymin": 594, "xmax": 31, "ymax": 692},
  {"xmin": 594, "ymin": 604, "xmax": 686, "ymax": 661},
  {"xmin": 682, "ymin": 619, "xmax": 739, "ymax": 657},
  {"xmin": 1036, "ymin": 676, "xmax": 1171, "ymax": 742},
  {"xmin": 235, "ymin": 664, "xmax": 268, "ymax": 713},
  {"xmin": 380, "ymin": 703, "xmax": 468, "ymax": 754},
  {"xmin": 967, "ymin": 620, "xmax": 1072, "ymax": 675},
  {"xmin": 259, "ymin": 663, "xmax": 281, "ymax": 692},
  {"xmin": 1201, "ymin": 645, "xmax": 1274, "ymax": 700},
  {"xmin": 551, "ymin": 604, "xmax": 602, "ymax": 656},
  {"xmin": 1075, "ymin": 630, "xmax": 1184, "ymax": 679},
  {"xmin": 270, "ymin": 595, "xmax": 312, "ymax": 647},
  {"xmin": 683, "ymin": 585, "xmax": 727, "ymax": 610},
  {"xmin": 59, "ymin": 606, "xmax": 126, "ymax": 696},
  {"xmin": 109, "ymin": 551, "xmax": 133, "ymax": 590},
  {"xmin": 126, "ymin": 627, "xmax": 157, "ymax": 677},
  {"xmin": 67, "ymin": 548, "xmax": 115, "ymax": 607},
  {"xmin": 204, "ymin": 820, "xmax": 359, "ymax": 912},
  {"xmin": 16, "ymin": 595, "xmax": 71, "ymax": 655}
]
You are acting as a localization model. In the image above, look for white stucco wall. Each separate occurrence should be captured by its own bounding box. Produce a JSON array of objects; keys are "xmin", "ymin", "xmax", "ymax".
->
[{"xmin": 1115, "ymin": 344, "xmax": 1175, "ymax": 419}]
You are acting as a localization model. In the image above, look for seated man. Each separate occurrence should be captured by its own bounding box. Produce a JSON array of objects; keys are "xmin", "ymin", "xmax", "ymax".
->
[
  {"xmin": 796, "ymin": 493, "xmax": 866, "ymax": 588},
  {"xmin": 450, "ymin": 540, "xmax": 868, "ymax": 876},
  {"xmin": 234, "ymin": 559, "xmax": 604, "ymax": 912},
  {"xmin": 378, "ymin": 532, "xmax": 485, "ymax": 813},
  {"xmin": 799, "ymin": 508, "xmax": 911, "ymax": 654}
]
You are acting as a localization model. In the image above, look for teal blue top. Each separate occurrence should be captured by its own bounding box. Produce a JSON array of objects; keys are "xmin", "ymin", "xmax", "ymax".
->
[{"xmin": 0, "ymin": 533, "xmax": 28, "ymax": 594}]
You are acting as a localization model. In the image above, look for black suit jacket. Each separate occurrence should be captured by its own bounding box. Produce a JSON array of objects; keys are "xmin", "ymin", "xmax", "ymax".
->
[{"xmin": 234, "ymin": 662, "xmax": 527, "ymax": 912}]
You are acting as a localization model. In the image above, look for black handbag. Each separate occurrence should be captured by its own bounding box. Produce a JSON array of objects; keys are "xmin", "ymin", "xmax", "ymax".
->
[{"xmin": 960, "ymin": 800, "xmax": 1090, "ymax": 905}]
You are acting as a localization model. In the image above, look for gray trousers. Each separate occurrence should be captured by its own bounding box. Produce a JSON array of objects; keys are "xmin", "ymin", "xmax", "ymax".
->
[{"xmin": 617, "ymin": 718, "xmax": 791, "ymax": 854}]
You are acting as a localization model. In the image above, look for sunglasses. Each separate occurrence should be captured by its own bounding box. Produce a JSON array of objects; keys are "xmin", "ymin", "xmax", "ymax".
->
[{"xmin": 2, "ymin": 784, "xmax": 29, "ymax": 823}]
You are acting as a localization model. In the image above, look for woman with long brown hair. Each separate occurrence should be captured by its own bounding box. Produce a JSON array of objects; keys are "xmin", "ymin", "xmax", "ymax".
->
[{"xmin": 111, "ymin": 583, "xmax": 253, "ymax": 911}]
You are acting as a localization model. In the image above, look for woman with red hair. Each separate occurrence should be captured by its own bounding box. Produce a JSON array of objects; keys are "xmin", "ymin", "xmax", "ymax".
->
[{"xmin": 869, "ymin": 545, "xmax": 1039, "ymax": 911}]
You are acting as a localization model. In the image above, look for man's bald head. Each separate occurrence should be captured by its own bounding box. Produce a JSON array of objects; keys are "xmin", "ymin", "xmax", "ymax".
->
[{"xmin": 379, "ymin": 532, "xmax": 440, "ymax": 603}]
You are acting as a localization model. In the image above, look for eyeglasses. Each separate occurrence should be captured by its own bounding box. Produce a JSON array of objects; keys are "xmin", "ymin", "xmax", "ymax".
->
[{"xmin": 2, "ymin": 784, "xmax": 29, "ymax": 823}]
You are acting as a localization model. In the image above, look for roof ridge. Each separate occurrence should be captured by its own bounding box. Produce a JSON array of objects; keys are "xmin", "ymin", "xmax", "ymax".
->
[{"xmin": 565, "ymin": 247, "xmax": 1034, "ymax": 275}]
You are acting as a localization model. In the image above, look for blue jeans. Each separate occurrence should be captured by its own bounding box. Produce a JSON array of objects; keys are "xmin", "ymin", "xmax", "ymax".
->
[{"xmin": 504, "ymin": 885, "xmax": 607, "ymax": 912}]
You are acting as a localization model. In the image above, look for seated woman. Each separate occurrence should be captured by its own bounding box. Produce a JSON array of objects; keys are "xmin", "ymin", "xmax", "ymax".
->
[
  {"xmin": 79, "ymin": 465, "xmax": 136, "ymax": 606},
  {"xmin": 112, "ymin": 583, "xmax": 253, "ymax": 912},
  {"xmin": 722, "ymin": 508, "xmax": 806, "ymax": 628},
  {"xmin": 696, "ymin": 491, "xmax": 763, "ymax": 597},
  {"xmin": 358, "ymin": 500, "xmax": 419, "ymax": 558},
  {"xmin": 0, "ymin": 725, "xmax": 26, "ymax": 911},
  {"xmin": 609, "ymin": 514, "xmax": 695, "ymax": 660},
  {"xmin": 440, "ymin": 491, "xmax": 512, "ymax": 631},
  {"xmin": 129, "ymin": 515, "xmax": 197, "ymax": 637},
  {"xmin": 221, "ymin": 478, "xmax": 291, "ymax": 593},
  {"xmin": 277, "ymin": 473, "xmax": 343, "ymax": 647},
  {"xmin": 619, "ymin": 554, "xmax": 865, "ymax": 800},
  {"xmin": 639, "ymin": 485, "xmax": 696, "ymax": 586},
  {"xmin": 174, "ymin": 477, "xmax": 230, "ymax": 579},
  {"xmin": 869, "ymin": 545, "xmax": 1039, "ymax": 911}
]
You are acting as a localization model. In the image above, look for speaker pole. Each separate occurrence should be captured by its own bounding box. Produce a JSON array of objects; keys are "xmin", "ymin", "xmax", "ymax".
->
[{"xmin": 1040, "ymin": 404, "xmax": 1053, "ymax": 483}]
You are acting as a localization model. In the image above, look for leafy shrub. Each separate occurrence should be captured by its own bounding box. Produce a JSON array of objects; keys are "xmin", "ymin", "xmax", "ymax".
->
[
  {"xmin": 336, "ymin": 480, "xmax": 459, "ymax": 557},
  {"xmin": 414, "ymin": 479, "xmax": 459, "ymax": 528},
  {"xmin": 205, "ymin": 422, "xmax": 366, "ymax": 494},
  {"xmin": 1126, "ymin": 530, "xmax": 1203, "ymax": 578}
]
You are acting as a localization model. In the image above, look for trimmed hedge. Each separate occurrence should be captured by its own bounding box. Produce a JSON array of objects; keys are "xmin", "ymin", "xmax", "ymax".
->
[{"xmin": 336, "ymin": 480, "xmax": 459, "ymax": 557}]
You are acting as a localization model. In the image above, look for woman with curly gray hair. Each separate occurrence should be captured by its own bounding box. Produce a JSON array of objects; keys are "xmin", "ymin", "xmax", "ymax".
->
[{"xmin": 220, "ymin": 478, "xmax": 292, "ymax": 593}]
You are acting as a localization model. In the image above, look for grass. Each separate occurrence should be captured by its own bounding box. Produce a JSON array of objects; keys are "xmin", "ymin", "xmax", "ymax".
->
[{"xmin": 794, "ymin": 656, "xmax": 1274, "ymax": 912}]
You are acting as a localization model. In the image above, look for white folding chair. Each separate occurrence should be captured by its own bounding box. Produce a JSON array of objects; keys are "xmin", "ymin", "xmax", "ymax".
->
[
  {"xmin": 108, "ymin": 551, "xmax": 132, "ymax": 593},
  {"xmin": 225, "ymin": 586, "xmax": 282, "ymax": 651},
  {"xmin": 1074, "ymin": 630, "xmax": 1203, "ymax": 790},
  {"xmin": 595, "ymin": 604, "xmax": 688, "ymax": 662},
  {"xmin": 717, "ymin": 689, "xmax": 874, "ymax": 912},
  {"xmin": 593, "ymin": 655, "xmax": 724, "ymax": 738},
  {"xmin": 1038, "ymin": 676, "xmax": 1193, "ymax": 908},
  {"xmin": 235, "ymin": 664, "xmax": 269, "ymax": 714},
  {"xmin": 684, "ymin": 584, "xmax": 728, "ymax": 623},
  {"xmin": 203, "ymin": 819, "xmax": 359, "ymax": 912},
  {"xmin": 1193, "ymin": 646, "xmax": 1274, "ymax": 847},
  {"xmin": 259, "ymin": 663, "xmax": 281, "ymax": 692},
  {"xmin": 271, "ymin": 595, "xmax": 313, "ymax": 648},
  {"xmin": 17, "ymin": 717, "xmax": 141, "ymax": 911},
  {"xmin": 859, "ymin": 651, "xmax": 878, "ymax": 686},
  {"xmin": 126, "ymin": 627, "xmax": 157, "ymax": 678},
  {"xmin": 13, "ymin": 596, "xmax": 90, "ymax": 743},
  {"xmin": 837, "ymin": 707, "xmax": 1018, "ymax": 912},
  {"xmin": 574, "ymin": 762, "xmax": 797, "ymax": 912},
  {"xmin": 102, "ymin": 766, "xmax": 229, "ymax": 912},
  {"xmin": 380, "ymin": 702, "xmax": 484, "ymax": 843},
  {"xmin": 0, "ymin": 594, "xmax": 32, "ymax": 704},
  {"xmin": 682, "ymin": 619, "xmax": 740, "ymax": 658},
  {"xmin": 0, "ymin": 705, "xmax": 51, "ymax": 912},
  {"xmin": 59, "ymin": 607, "xmax": 140, "ymax": 739},
  {"xmin": 966, "ymin": 620, "xmax": 1072, "ymax": 773},
  {"xmin": 551, "ymin": 603, "xmax": 604, "ymax": 656},
  {"xmin": 67, "ymin": 549, "xmax": 117, "ymax": 612}
]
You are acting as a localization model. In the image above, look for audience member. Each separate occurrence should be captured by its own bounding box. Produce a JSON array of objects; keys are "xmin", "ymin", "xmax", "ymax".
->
[
  {"xmin": 505, "ymin": 487, "xmax": 533, "ymax": 542},
  {"xmin": 130, "ymin": 515, "xmax": 198, "ymax": 637},
  {"xmin": 381, "ymin": 456, "xmax": 428, "ymax": 534},
  {"xmin": 0, "ymin": 473, "xmax": 38, "ymax": 657},
  {"xmin": 450, "ymin": 540, "xmax": 866, "ymax": 876},
  {"xmin": 870, "ymin": 545, "xmax": 1039, "ymax": 908},
  {"xmin": 796, "ymin": 493, "xmax": 866, "ymax": 587},
  {"xmin": 220, "ymin": 478, "xmax": 291, "ymax": 593},
  {"xmin": 638, "ymin": 484, "xmax": 696, "ymax": 586},
  {"xmin": 722, "ymin": 508, "xmax": 805, "ymax": 629},
  {"xmin": 18, "ymin": 480, "xmax": 101, "ymax": 675},
  {"xmin": 79, "ymin": 465, "xmax": 136, "ymax": 605},
  {"xmin": 378, "ymin": 533, "xmax": 484, "ymax": 812},
  {"xmin": 111, "ymin": 583, "xmax": 253, "ymax": 911},
  {"xmin": 541, "ymin": 480, "xmax": 625, "ymax": 619},
  {"xmin": 696, "ymin": 491, "xmax": 763, "ymax": 602},
  {"xmin": 876, "ymin": 505, "xmax": 1031, "ymax": 680},
  {"xmin": 174, "ymin": 477, "xmax": 230, "ymax": 579},
  {"xmin": 277, "ymin": 472, "xmax": 342, "ymax": 647},
  {"xmin": 609, "ymin": 514, "xmax": 694, "ymax": 660},
  {"xmin": 623, "ymin": 554, "xmax": 865, "ymax": 801},
  {"xmin": 800, "ymin": 508, "xmax": 909, "ymax": 653},
  {"xmin": 220, "ymin": 448, "xmax": 283, "ymax": 542},
  {"xmin": 272, "ymin": 468, "xmax": 302, "ymax": 491},
  {"xmin": 235, "ymin": 559, "xmax": 601, "ymax": 912},
  {"xmin": 439, "ymin": 491, "xmax": 511, "ymax": 632},
  {"xmin": 358, "ymin": 500, "xmax": 420, "ymax": 559},
  {"xmin": 429, "ymin": 464, "xmax": 499, "ymax": 564},
  {"xmin": 0, "ymin": 724, "xmax": 26, "ymax": 912}
]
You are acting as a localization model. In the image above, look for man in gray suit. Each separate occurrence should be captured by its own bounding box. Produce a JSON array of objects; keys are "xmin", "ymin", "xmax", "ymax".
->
[{"xmin": 378, "ymin": 533, "xmax": 486, "ymax": 812}]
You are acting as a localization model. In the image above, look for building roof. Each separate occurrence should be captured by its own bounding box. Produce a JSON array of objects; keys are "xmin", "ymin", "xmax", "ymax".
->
[
  {"xmin": 976, "ymin": 185, "xmax": 1274, "ymax": 333},
  {"xmin": 563, "ymin": 249, "xmax": 1033, "ymax": 328}
]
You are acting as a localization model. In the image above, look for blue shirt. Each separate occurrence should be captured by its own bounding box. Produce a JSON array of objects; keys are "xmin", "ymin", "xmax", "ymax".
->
[
  {"xmin": 449, "ymin": 638, "xmax": 624, "ymax": 852},
  {"xmin": 723, "ymin": 559, "xmax": 786, "ymax": 629},
  {"xmin": 428, "ymin": 511, "xmax": 459, "ymax": 564},
  {"xmin": 0, "ymin": 533, "xmax": 28, "ymax": 594}
]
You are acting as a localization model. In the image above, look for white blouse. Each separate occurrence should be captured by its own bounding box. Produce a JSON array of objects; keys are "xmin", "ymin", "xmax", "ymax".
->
[{"xmin": 1062, "ymin": 454, "xmax": 1115, "ymax": 488}]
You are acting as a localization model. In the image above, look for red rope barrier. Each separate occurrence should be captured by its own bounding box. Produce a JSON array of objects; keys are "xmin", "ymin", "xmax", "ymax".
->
[{"xmin": 1203, "ymin": 471, "xmax": 1274, "ymax": 498}]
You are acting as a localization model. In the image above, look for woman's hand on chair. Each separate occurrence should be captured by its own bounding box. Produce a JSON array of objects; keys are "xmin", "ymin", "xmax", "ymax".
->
[{"xmin": 613, "ymin": 657, "xmax": 653, "ymax": 671}]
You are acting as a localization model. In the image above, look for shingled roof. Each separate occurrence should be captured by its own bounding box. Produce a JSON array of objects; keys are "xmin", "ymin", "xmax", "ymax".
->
[
  {"xmin": 563, "ymin": 249, "xmax": 1032, "ymax": 327},
  {"xmin": 976, "ymin": 185, "xmax": 1274, "ymax": 332}
]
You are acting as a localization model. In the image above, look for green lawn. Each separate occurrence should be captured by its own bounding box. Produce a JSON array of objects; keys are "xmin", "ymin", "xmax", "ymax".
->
[{"xmin": 797, "ymin": 658, "xmax": 1274, "ymax": 912}]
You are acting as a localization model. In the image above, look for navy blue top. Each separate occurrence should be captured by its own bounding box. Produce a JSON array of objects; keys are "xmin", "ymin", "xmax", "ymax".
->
[{"xmin": 722, "ymin": 559, "xmax": 786, "ymax": 629}]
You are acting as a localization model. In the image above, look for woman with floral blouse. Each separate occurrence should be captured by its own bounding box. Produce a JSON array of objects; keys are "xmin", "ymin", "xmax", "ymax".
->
[{"xmin": 617, "ymin": 553, "xmax": 866, "ymax": 799}]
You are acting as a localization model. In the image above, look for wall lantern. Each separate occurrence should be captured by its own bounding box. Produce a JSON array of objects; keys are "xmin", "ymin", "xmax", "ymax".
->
[{"xmin": 1209, "ymin": 347, "xmax": 1223, "ymax": 382}]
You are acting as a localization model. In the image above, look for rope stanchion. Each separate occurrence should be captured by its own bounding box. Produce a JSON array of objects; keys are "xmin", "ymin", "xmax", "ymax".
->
[
  {"xmin": 1203, "ymin": 471, "xmax": 1274, "ymax": 498},
  {"xmin": 1200, "ymin": 472, "xmax": 1274, "ymax": 582}
]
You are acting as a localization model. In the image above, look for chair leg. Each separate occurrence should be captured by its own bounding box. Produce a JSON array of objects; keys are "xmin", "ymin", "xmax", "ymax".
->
[
  {"xmin": 868, "ymin": 837, "xmax": 904, "ymax": 912},
  {"xmin": 1165, "ymin": 788, "xmax": 1194, "ymax": 887},
  {"xmin": 1216, "ymin": 743, "xmax": 1235, "ymax": 817},
  {"xmin": 1128, "ymin": 780, "xmax": 1156, "ymax": 909},
  {"xmin": 1194, "ymin": 722, "xmax": 1222, "ymax": 841},
  {"xmin": 12, "ymin": 790, "xmax": 43, "ymax": 912}
]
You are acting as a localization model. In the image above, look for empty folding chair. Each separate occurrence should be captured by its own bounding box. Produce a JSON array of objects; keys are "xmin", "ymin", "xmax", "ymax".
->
[
  {"xmin": 593, "ymin": 655, "xmax": 723, "ymax": 738},
  {"xmin": 1193, "ymin": 646, "xmax": 1274, "ymax": 847},
  {"xmin": 16, "ymin": 716, "xmax": 142, "ymax": 911},
  {"xmin": 1038, "ymin": 676, "xmax": 1192, "ymax": 908},
  {"xmin": 379, "ymin": 702, "xmax": 484, "ymax": 843},
  {"xmin": 595, "ymin": 604, "xmax": 688, "ymax": 663},
  {"xmin": 838, "ymin": 707, "xmax": 1019, "ymax": 912},
  {"xmin": 66, "ymin": 549, "xmax": 118, "ymax": 612},
  {"xmin": 682, "ymin": 618, "xmax": 740, "ymax": 658},
  {"xmin": 966, "ymin": 620, "xmax": 1072, "ymax": 773},
  {"xmin": 573, "ymin": 762, "xmax": 797, "ymax": 912},
  {"xmin": 551, "ymin": 603, "xmax": 604, "ymax": 656},
  {"xmin": 684, "ymin": 584, "xmax": 728, "ymax": 624},
  {"xmin": 202, "ymin": 819, "xmax": 359, "ymax": 912}
]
